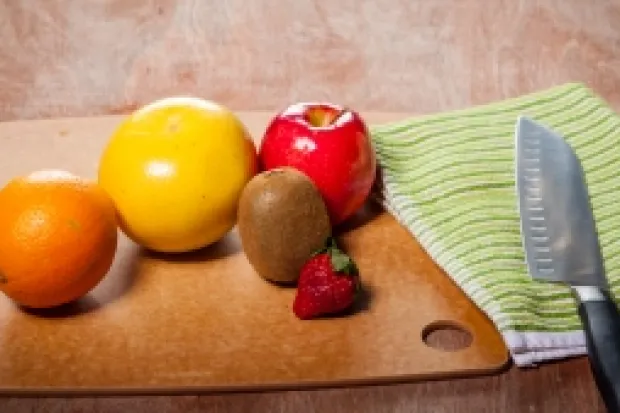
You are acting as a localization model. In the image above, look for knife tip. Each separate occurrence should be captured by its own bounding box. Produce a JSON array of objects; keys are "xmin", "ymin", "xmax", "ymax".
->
[
  {"xmin": 515, "ymin": 115, "xmax": 544, "ymax": 144},
  {"xmin": 516, "ymin": 115, "xmax": 536, "ymax": 128}
]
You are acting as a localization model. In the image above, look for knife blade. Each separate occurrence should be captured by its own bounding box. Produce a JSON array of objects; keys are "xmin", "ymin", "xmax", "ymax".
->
[{"xmin": 515, "ymin": 116, "xmax": 620, "ymax": 412}]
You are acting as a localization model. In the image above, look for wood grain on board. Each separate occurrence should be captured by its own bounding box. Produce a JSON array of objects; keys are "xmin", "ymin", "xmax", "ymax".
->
[{"xmin": 0, "ymin": 0, "xmax": 618, "ymax": 411}]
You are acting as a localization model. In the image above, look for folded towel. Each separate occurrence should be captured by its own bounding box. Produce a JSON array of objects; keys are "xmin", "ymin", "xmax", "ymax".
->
[{"xmin": 369, "ymin": 83, "xmax": 620, "ymax": 367}]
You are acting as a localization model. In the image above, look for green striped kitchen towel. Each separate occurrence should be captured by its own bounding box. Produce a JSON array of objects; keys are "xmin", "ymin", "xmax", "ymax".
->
[{"xmin": 369, "ymin": 82, "xmax": 620, "ymax": 367}]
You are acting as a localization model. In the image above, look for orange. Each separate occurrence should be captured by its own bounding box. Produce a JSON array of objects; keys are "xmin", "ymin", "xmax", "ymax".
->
[{"xmin": 0, "ymin": 170, "xmax": 118, "ymax": 309}]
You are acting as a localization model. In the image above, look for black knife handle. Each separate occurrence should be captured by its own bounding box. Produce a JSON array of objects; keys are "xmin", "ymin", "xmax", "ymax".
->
[{"xmin": 575, "ymin": 287, "xmax": 620, "ymax": 413}]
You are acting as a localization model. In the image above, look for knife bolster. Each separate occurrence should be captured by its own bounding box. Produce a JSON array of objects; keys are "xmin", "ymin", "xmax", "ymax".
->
[{"xmin": 573, "ymin": 285, "xmax": 607, "ymax": 303}]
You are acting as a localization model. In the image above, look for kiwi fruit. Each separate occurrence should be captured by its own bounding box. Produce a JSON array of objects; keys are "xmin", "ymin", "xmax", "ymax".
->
[{"xmin": 237, "ymin": 167, "xmax": 332, "ymax": 284}]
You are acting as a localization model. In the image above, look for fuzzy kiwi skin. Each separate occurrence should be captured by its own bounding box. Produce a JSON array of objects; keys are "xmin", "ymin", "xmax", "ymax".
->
[{"xmin": 237, "ymin": 167, "xmax": 332, "ymax": 284}]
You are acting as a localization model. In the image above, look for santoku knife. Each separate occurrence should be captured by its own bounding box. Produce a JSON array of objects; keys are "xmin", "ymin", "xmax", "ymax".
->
[{"xmin": 515, "ymin": 116, "xmax": 620, "ymax": 412}]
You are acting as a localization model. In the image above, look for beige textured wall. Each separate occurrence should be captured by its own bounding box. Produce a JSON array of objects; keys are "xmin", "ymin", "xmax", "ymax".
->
[{"xmin": 0, "ymin": 0, "xmax": 618, "ymax": 122}]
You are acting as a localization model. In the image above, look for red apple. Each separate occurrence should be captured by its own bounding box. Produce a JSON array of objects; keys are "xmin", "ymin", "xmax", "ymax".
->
[{"xmin": 258, "ymin": 102, "xmax": 377, "ymax": 226}]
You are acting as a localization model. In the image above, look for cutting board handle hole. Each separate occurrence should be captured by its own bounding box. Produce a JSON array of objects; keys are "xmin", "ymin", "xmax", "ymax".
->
[{"xmin": 421, "ymin": 321, "xmax": 473, "ymax": 352}]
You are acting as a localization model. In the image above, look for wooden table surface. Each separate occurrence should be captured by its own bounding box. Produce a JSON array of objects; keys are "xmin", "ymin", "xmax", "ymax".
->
[{"xmin": 0, "ymin": 1, "xmax": 618, "ymax": 411}]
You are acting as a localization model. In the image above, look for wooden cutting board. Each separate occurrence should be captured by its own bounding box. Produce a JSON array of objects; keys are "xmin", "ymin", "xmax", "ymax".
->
[{"xmin": 0, "ymin": 112, "xmax": 509, "ymax": 395}]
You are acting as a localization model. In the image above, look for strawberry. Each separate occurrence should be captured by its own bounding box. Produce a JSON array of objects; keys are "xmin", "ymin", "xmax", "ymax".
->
[{"xmin": 293, "ymin": 237, "xmax": 361, "ymax": 319}]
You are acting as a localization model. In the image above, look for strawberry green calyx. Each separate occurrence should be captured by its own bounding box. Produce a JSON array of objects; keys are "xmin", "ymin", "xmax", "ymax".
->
[
  {"xmin": 329, "ymin": 245, "xmax": 358, "ymax": 276},
  {"xmin": 314, "ymin": 237, "xmax": 359, "ymax": 276}
]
